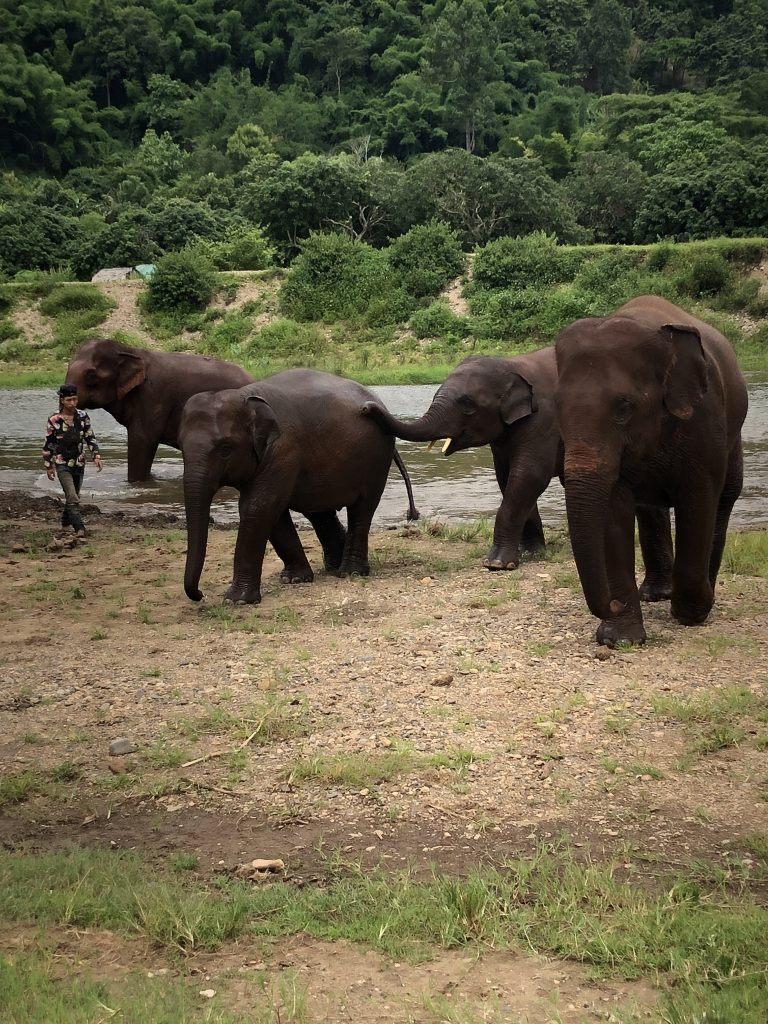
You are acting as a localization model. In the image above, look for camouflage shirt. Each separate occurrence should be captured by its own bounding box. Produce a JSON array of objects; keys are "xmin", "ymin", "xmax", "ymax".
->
[{"xmin": 42, "ymin": 410, "xmax": 101, "ymax": 469}]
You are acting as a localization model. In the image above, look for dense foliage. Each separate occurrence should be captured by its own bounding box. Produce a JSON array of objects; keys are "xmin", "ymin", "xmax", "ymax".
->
[{"xmin": 2, "ymin": 1, "xmax": 768, "ymax": 278}]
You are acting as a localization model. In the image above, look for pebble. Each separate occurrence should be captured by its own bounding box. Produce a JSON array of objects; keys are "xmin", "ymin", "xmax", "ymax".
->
[{"xmin": 108, "ymin": 738, "xmax": 137, "ymax": 756}]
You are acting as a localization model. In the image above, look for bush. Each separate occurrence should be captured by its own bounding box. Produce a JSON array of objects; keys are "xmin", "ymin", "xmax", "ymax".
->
[
  {"xmin": 646, "ymin": 244, "xmax": 674, "ymax": 271},
  {"xmin": 409, "ymin": 302, "xmax": 469, "ymax": 340},
  {"xmin": 386, "ymin": 220, "xmax": 465, "ymax": 298},
  {"xmin": 678, "ymin": 253, "xmax": 733, "ymax": 298},
  {"xmin": 39, "ymin": 285, "xmax": 111, "ymax": 318},
  {"xmin": 473, "ymin": 233, "xmax": 585, "ymax": 291},
  {"xmin": 279, "ymin": 233, "xmax": 395, "ymax": 321},
  {"xmin": 146, "ymin": 252, "xmax": 218, "ymax": 312},
  {"xmin": 191, "ymin": 227, "xmax": 276, "ymax": 271},
  {"xmin": 364, "ymin": 288, "xmax": 418, "ymax": 327},
  {"xmin": 245, "ymin": 318, "xmax": 329, "ymax": 363}
]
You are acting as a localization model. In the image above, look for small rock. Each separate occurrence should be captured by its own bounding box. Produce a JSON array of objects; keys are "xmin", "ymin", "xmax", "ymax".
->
[
  {"xmin": 593, "ymin": 648, "xmax": 612, "ymax": 661},
  {"xmin": 109, "ymin": 738, "xmax": 137, "ymax": 756},
  {"xmin": 199, "ymin": 990, "xmax": 216, "ymax": 999},
  {"xmin": 431, "ymin": 674, "xmax": 453, "ymax": 687}
]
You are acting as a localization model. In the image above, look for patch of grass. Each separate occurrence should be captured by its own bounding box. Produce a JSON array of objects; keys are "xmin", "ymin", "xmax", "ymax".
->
[
  {"xmin": 628, "ymin": 764, "xmax": 664, "ymax": 780},
  {"xmin": 691, "ymin": 725, "xmax": 745, "ymax": 755},
  {"xmin": 171, "ymin": 852, "xmax": 200, "ymax": 873},
  {"xmin": 652, "ymin": 686, "xmax": 761, "ymax": 724},
  {"xmin": 723, "ymin": 530, "xmax": 768, "ymax": 576},
  {"xmin": 286, "ymin": 749, "xmax": 418, "ymax": 788},
  {"xmin": 3, "ymin": 843, "xmax": 768, "ymax": 1018},
  {"xmin": 604, "ymin": 715, "xmax": 633, "ymax": 736},
  {"xmin": 0, "ymin": 770, "xmax": 40, "ymax": 808},
  {"xmin": 171, "ymin": 696, "xmax": 309, "ymax": 747}
]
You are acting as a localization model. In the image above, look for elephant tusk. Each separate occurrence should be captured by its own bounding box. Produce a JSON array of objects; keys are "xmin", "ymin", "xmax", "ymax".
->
[
  {"xmin": 441, "ymin": 437, "xmax": 452, "ymax": 454},
  {"xmin": 426, "ymin": 440, "xmax": 437, "ymax": 451}
]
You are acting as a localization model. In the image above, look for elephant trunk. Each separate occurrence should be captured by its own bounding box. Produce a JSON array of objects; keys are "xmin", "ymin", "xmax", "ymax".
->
[
  {"xmin": 363, "ymin": 399, "xmax": 456, "ymax": 443},
  {"xmin": 564, "ymin": 470, "xmax": 616, "ymax": 622},
  {"xmin": 183, "ymin": 468, "xmax": 216, "ymax": 602}
]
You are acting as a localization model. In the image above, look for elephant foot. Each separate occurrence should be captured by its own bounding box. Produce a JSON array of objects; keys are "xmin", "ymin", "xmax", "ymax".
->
[
  {"xmin": 223, "ymin": 583, "xmax": 262, "ymax": 605},
  {"xmin": 483, "ymin": 556, "xmax": 519, "ymax": 571},
  {"xmin": 482, "ymin": 545, "xmax": 521, "ymax": 571},
  {"xmin": 280, "ymin": 566, "xmax": 314, "ymax": 585},
  {"xmin": 323, "ymin": 554, "xmax": 344, "ymax": 572},
  {"xmin": 671, "ymin": 597, "xmax": 713, "ymax": 626},
  {"xmin": 336, "ymin": 559, "xmax": 370, "ymax": 577},
  {"xmin": 596, "ymin": 615, "xmax": 647, "ymax": 648},
  {"xmin": 638, "ymin": 577, "xmax": 673, "ymax": 603}
]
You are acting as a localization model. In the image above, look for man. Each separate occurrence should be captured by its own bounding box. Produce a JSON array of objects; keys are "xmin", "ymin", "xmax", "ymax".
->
[{"xmin": 42, "ymin": 383, "xmax": 103, "ymax": 537}]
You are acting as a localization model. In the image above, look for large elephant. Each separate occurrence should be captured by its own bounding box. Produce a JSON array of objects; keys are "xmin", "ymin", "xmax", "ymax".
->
[
  {"xmin": 65, "ymin": 338, "xmax": 253, "ymax": 481},
  {"xmin": 555, "ymin": 295, "xmax": 748, "ymax": 647},
  {"xmin": 363, "ymin": 350, "xmax": 563, "ymax": 569},
  {"xmin": 180, "ymin": 369, "xmax": 418, "ymax": 605}
]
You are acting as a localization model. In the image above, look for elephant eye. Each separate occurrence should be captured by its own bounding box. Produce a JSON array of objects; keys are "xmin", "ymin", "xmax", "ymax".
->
[
  {"xmin": 218, "ymin": 443, "xmax": 234, "ymax": 458},
  {"xmin": 458, "ymin": 394, "xmax": 478, "ymax": 414},
  {"xmin": 613, "ymin": 396, "xmax": 634, "ymax": 424},
  {"xmin": 86, "ymin": 370, "xmax": 99, "ymax": 385}
]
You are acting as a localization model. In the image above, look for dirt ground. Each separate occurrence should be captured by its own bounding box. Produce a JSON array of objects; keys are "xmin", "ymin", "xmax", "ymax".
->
[{"xmin": 1, "ymin": 492, "xmax": 767, "ymax": 1022}]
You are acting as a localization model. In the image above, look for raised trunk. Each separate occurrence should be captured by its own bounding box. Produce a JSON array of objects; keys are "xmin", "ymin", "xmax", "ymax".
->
[
  {"xmin": 564, "ymin": 474, "xmax": 614, "ymax": 621},
  {"xmin": 183, "ymin": 471, "xmax": 216, "ymax": 602},
  {"xmin": 363, "ymin": 400, "xmax": 455, "ymax": 443}
]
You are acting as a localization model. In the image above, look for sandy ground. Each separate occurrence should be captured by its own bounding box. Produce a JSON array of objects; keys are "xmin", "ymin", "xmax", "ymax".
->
[{"xmin": 1, "ymin": 492, "xmax": 767, "ymax": 1022}]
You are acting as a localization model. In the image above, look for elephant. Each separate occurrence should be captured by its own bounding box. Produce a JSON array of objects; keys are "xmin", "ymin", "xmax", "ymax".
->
[
  {"xmin": 363, "ymin": 350, "xmax": 563, "ymax": 569},
  {"xmin": 65, "ymin": 338, "xmax": 253, "ymax": 481},
  {"xmin": 555, "ymin": 295, "xmax": 748, "ymax": 647},
  {"xmin": 180, "ymin": 369, "xmax": 419, "ymax": 605}
]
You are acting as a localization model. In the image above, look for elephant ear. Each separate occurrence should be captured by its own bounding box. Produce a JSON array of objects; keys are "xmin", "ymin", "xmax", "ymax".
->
[
  {"xmin": 245, "ymin": 395, "xmax": 280, "ymax": 461},
  {"xmin": 500, "ymin": 372, "xmax": 538, "ymax": 425},
  {"xmin": 661, "ymin": 323, "xmax": 708, "ymax": 420},
  {"xmin": 116, "ymin": 350, "xmax": 147, "ymax": 399}
]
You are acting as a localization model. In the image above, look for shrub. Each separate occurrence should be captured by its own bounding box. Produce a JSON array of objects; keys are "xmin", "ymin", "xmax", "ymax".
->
[
  {"xmin": 646, "ymin": 243, "xmax": 674, "ymax": 271},
  {"xmin": 678, "ymin": 253, "xmax": 733, "ymax": 298},
  {"xmin": 39, "ymin": 285, "xmax": 111, "ymax": 318},
  {"xmin": 279, "ymin": 232, "xmax": 395, "ymax": 321},
  {"xmin": 191, "ymin": 227, "xmax": 276, "ymax": 271},
  {"xmin": 387, "ymin": 220, "xmax": 465, "ymax": 298},
  {"xmin": 410, "ymin": 302, "xmax": 469, "ymax": 340},
  {"xmin": 473, "ymin": 233, "xmax": 583, "ymax": 291},
  {"xmin": 246, "ymin": 318, "xmax": 329, "ymax": 363},
  {"xmin": 146, "ymin": 252, "xmax": 218, "ymax": 312},
  {"xmin": 364, "ymin": 288, "xmax": 418, "ymax": 327}
]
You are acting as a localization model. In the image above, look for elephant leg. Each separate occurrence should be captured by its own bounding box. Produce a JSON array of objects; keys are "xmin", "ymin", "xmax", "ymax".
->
[
  {"xmin": 637, "ymin": 506, "xmax": 674, "ymax": 602},
  {"xmin": 483, "ymin": 458, "xmax": 548, "ymax": 570},
  {"xmin": 126, "ymin": 432, "xmax": 160, "ymax": 483},
  {"xmin": 709, "ymin": 440, "xmax": 744, "ymax": 589},
  {"xmin": 306, "ymin": 510, "xmax": 347, "ymax": 571},
  {"xmin": 670, "ymin": 490, "xmax": 717, "ymax": 626},
  {"xmin": 337, "ymin": 495, "xmax": 382, "ymax": 577},
  {"xmin": 225, "ymin": 494, "xmax": 280, "ymax": 604},
  {"xmin": 269, "ymin": 510, "xmax": 314, "ymax": 584},
  {"xmin": 596, "ymin": 488, "xmax": 647, "ymax": 647}
]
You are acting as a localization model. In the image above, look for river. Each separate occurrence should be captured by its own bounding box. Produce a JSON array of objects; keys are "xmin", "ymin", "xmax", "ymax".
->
[{"xmin": 2, "ymin": 378, "xmax": 767, "ymax": 529}]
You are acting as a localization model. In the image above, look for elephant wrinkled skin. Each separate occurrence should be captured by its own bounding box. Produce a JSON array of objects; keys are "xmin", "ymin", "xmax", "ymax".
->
[
  {"xmin": 65, "ymin": 338, "xmax": 253, "ymax": 481},
  {"xmin": 180, "ymin": 369, "xmax": 417, "ymax": 606},
  {"xmin": 364, "ymin": 350, "xmax": 563, "ymax": 569},
  {"xmin": 555, "ymin": 295, "xmax": 748, "ymax": 647}
]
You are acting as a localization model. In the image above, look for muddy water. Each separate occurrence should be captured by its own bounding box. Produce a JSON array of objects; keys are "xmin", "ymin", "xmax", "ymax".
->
[{"xmin": 2, "ymin": 378, "xmax": 767, "ymax": 528}]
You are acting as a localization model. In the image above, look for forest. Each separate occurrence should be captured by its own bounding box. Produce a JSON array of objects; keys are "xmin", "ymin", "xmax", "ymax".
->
[{"xmin": 2, "ymin": 0, "xmax": 768, "ymax": 280}]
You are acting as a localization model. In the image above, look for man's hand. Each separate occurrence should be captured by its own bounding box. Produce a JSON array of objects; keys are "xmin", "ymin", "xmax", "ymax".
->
[{"xmin": 46, "ymin": 467, "xmax": 55, "ymax": 481}]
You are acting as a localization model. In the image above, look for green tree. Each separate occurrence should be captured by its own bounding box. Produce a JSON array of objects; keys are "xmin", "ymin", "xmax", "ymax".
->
[
  {"xmin": 577, "ymin": 0, "xmax": 632, "ymax": 93},
  {"xmin": 421, "ymin": 0, "xmax": 509, "ymax": 153},
  {"xmin": 564, "ymin": 151, "xmax": 649, "ymax": 242}
]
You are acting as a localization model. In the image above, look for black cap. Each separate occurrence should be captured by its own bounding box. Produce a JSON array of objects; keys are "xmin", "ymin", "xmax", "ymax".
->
[{"xmin": 58, "ymin": 384, "xmax": 78, "ymax": 398}]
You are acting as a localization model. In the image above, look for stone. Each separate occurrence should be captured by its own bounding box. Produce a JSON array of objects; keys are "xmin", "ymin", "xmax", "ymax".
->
[{"xmin": 109, "ymin": 737, "xmax": 137, "ymax": 756}]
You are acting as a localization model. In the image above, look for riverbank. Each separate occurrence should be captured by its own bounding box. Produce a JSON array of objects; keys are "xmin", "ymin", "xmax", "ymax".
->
[{"xmin": 2, "ymin": 494, "xmax": 767, "ymax": 1021}]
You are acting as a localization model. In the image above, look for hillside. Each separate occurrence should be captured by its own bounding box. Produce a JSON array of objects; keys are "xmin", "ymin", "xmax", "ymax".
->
[{"xmin": 2, "ymin": 235, "xmax": 768, "ymax": 387}]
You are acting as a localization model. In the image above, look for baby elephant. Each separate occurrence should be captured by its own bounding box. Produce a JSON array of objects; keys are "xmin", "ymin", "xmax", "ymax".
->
[{"xmin": 180, "ymin": 369, "xmax": 417, "ymax": 605}]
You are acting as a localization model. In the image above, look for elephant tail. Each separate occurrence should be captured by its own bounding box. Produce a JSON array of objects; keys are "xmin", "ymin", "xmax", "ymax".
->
[{"xmin": 392, "ymin": 448, "xmax": 420, "ymax": 521}]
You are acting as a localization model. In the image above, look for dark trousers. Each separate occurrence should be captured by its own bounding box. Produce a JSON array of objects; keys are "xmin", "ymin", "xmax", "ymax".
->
[{"xmin": 56, "ymin": 465, "xmax": 85, "ymax": 532}]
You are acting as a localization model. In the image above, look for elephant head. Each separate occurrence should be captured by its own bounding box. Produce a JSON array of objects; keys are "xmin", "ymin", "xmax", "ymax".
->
[
  {"xmin": 65, "ymin": 338, "xmax": 148, "ymax": 411},
  {"xmin": 555, "ymin": 315, "xmax": 708, "ymax": 621},
  {"xmin": 181, "ymin": 387, "xmax": 279, "ymax": 602},
  {"xmin": 363, "ymin": 356, "xmax": 538, "ymax": 454}
]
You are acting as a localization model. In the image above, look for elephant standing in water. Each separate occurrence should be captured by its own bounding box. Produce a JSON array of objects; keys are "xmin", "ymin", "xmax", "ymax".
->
[
  {"xmin": 555, "ymin": 295, "xmax": 748, "ymax": 647},
  {"xmin": 65, "ymin": 338, "xmax": 253, "ymax": 480},
  {"xmin": 364, "ymin": 349, "xmax": 563, "ymax": 569},
  {"xmin": 180, "ymin": 369, "xmax": 418, "ymax": 605}
]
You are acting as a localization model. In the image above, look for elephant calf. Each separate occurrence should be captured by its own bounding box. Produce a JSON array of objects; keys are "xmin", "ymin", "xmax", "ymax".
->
[
  {"xmin": 364, "ymin": 349, "xmax": 563, "ymax": 570},
  {"xmin": 180, "ymin": 369, "xmax": 418, "ymax": 605}
]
